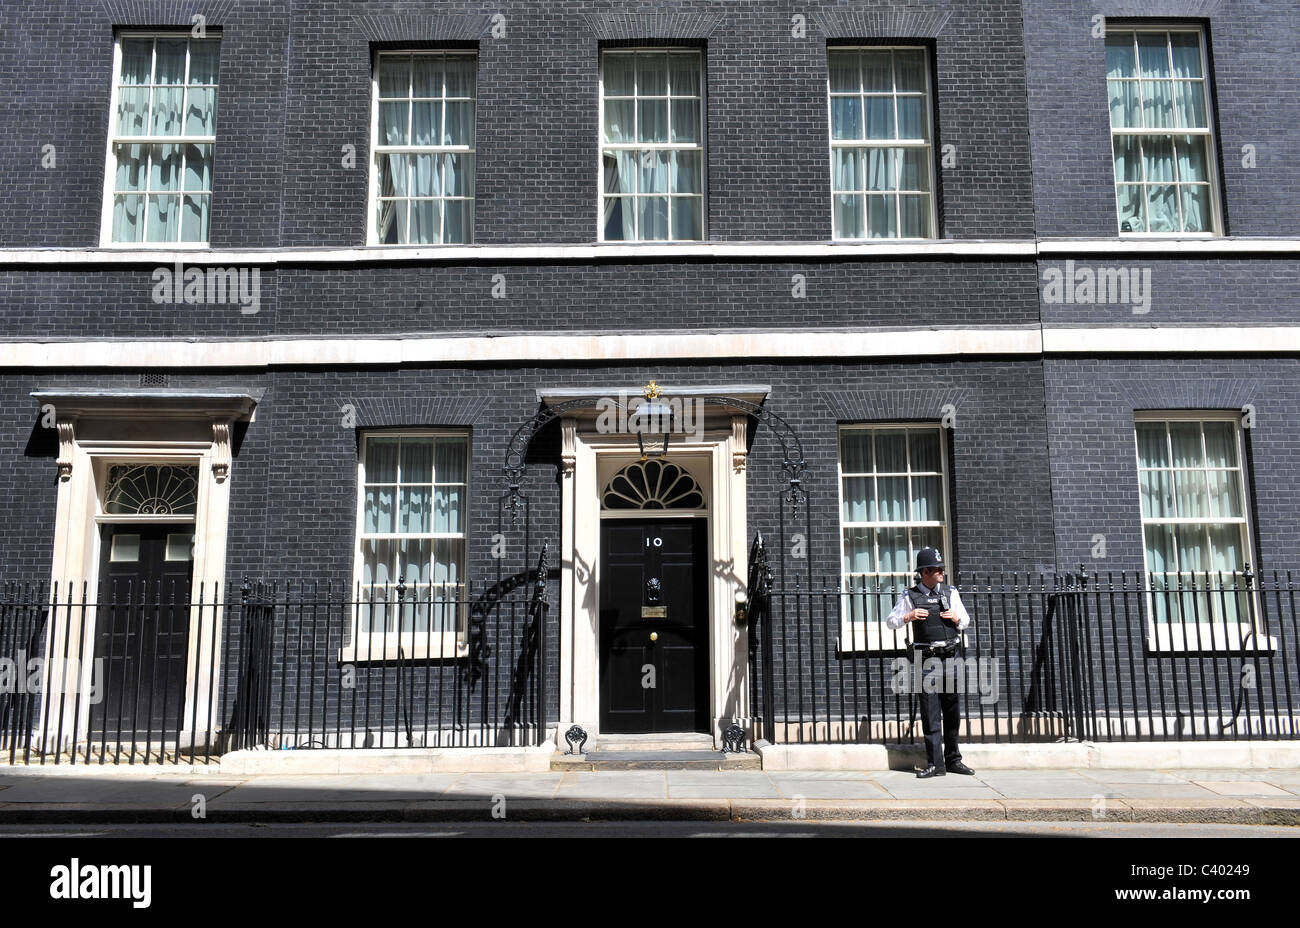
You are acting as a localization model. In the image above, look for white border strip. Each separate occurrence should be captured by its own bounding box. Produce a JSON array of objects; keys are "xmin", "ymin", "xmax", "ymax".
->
[
  {"xmin": 0, "ymin": 329, "xmax": 1043, "ymax": 368},
  {"xmin": 6, "ymin": 238, "xmax": 1300, "ymax": 265},
  {"xmin": 1043, "ymin": 326, "xmax": 1300, "ymax": 353},
  {"xmin": 6, "ymin": 327, "xmax": 1300, "ymax": 368},
  {"xmin": 0, "ymin": 241, "xmax": 1034, "ymax": 265}
]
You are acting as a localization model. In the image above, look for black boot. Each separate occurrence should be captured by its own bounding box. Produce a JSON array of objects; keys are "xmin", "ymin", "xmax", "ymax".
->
[{"xmin": 915, "ymin": 764, "xmax": 946, "ymax": 778}]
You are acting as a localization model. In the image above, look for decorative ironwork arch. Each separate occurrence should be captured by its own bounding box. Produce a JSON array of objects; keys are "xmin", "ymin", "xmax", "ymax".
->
[{"xmin": 500, "ymin": 394, "xmax": 806, "ymax": 525}]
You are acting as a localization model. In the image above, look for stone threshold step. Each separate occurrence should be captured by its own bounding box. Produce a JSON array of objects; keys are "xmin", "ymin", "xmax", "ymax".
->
[{"xmin": 552, "ymin": 750, "xmax": 761, "ymax": 771}]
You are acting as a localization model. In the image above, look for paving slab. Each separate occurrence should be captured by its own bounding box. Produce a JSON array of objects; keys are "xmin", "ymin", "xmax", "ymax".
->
[
  {"xmin": 768, "ymin": 777, "xmax": 892, "ymax": 800},
  {"xmin": 665, "ymin": 771, "xmax": 780, "ymax": 799},
  {"xmin": 1076, "ymin": 770, "xmax": 1190, "ymax": 784},
  {"xmin": 1103, "ymin": 783, "xmax": 1223, "ymax": 799},
  {"xmin": 441, "ymin": 773, "xmax": 562, "ymax": 800},
  {"xmin": 1192, "ymin": 780, "xmax": 1294, "ymax": 797},
  {"xmin": 554, "ymin": 772, "xmax": 668, "ymax": 799},
  {"xmin": 208, "ymin": 775, "xmax": 379, "ymax": 803}
]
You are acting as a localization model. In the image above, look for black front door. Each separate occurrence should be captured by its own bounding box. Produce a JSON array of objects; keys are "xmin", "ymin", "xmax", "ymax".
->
[
  {"xmin": 90, "ymin": 524, "xmax": 194, "ymax": 738},
  {"xmin": 599, "ymin": 518, "xmax": 709, "ymax": 734}
]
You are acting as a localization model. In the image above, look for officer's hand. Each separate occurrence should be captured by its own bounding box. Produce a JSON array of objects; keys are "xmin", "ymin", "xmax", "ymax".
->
[
  {"xmin": 908, "ymin": 608, "xmax": 928, "ymax": 622},
  {"xmin": 940, "ymin": 610, "xmax": 958, "ymax": 621}
]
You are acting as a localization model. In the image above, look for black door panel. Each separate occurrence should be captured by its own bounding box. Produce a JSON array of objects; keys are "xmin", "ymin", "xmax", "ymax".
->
[{"xmin": 599, "ymin": 517, "xmax": 708, "ymax": 733}]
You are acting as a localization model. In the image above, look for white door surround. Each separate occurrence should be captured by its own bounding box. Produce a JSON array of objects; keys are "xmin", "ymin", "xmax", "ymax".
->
[
  {"xmin": 31, "ymin": 390, "xmax": 257, "ymax": 753},
  {"xmin": 547, "ymin": 386, "xmax": 766, "ymax": 750}
]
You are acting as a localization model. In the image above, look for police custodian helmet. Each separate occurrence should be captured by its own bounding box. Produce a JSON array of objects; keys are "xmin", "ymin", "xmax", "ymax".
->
[{"xmin": 916, "ymin": 547, "xmax": 945, "ymax": 571}]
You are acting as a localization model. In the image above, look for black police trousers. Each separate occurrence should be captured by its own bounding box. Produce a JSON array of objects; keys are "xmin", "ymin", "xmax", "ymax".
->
[{"xmin": 918, "ymin": 678, "xmax": 962, "ymax": 768}]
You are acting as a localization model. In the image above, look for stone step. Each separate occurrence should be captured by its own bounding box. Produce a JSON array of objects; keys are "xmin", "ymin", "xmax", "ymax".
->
[
  {"xmin": 552, "ymin": 749, "xmax": 761, "ymax": 771},
  {"xmin": 588, "ymin": 733, "xmax": 718, "ymax": 753}
]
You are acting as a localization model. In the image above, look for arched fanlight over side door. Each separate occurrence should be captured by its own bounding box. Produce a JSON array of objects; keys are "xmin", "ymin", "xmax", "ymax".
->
[{"xmin": 602, "ymin": 459, "xmax": 705, "ymax": 511}]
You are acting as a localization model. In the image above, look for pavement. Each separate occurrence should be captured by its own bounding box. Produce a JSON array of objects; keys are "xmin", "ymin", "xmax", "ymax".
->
[{"xmin": 1, "ymin": 765, "xmax": 1299, "ymax": 825}]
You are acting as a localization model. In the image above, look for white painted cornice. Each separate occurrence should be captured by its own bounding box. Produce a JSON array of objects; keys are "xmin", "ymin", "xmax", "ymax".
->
[{"xmin": 4, "ymin": 237, "xmax": 1300, "ymax": 266}]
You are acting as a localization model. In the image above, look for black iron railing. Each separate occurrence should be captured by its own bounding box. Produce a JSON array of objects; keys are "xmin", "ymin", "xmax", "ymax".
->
[
  {"xmin": 746, "ymin": 550, "xmax": 1300, "ymax": 745},
  {"xmin": 0, "ymin": 545, "xmax": 552, "ymax": 765}
]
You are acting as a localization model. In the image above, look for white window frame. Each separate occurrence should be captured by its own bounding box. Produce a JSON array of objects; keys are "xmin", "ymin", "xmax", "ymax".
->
[
  {"xmin": 836, "ymin": 423, "xmax": 951, "ymax": 651},
  {"xmin": 597, "ymin": 47, "xmax": 708, "ymax": 242},
  {"xmin": 1133, "ymin": 411, "xmax": 1271, "ymax": 651},
  {"xmin": 99, "ymin": 30, "xmax": 220, "ymax": 248},
  {"xmin": 367, "ymin": 49, "xmax": 478, "ymax": 246},
  {"xmin": 346, "ymin": 430, "xmax": 471, "ymax": 662},
  {"xmin": 1106, "ymin": 23, "xmax": 1222, "ymax": 238},
  {"xmin": 826, "ymin": 44, "xmax": 938, "ymax": 241}
]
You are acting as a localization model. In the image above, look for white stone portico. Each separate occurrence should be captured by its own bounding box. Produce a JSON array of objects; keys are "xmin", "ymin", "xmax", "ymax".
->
[{"xmin": 542, "ymin": 385, "xmax": 768, "ymax": 751}]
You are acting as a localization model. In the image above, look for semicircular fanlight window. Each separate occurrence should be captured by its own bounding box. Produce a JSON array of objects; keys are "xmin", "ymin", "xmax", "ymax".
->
[
  {"xmin": 104, "ymin": 464, "xmax": 200, "ymax": 515},
  {"xmin": 602, "ymin": 460, "xmax": 705, "ymax": 511}
]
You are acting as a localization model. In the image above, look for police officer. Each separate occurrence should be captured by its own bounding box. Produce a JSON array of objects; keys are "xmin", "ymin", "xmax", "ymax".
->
[{"xmin": 886, "ymin": 547, "xmax": 976, "ymax": 778}]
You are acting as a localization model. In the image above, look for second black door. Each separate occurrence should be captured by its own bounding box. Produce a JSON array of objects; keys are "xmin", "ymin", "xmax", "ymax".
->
[{"xmin": 599, "ymin": 518, "xmax": 709, "ymax": 734}]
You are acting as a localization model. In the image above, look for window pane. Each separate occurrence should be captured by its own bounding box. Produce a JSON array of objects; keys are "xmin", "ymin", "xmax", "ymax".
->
[
  {"xmin": 434, "ymin": 484, "xmax": 464, "ymax": 533},
  {"xmin": 878, "ymin": 527, "xmax": 909, "ymax": 575},
  {"xmin": 832, "ymin": 148, "xmax": 861, "ymax": 192},
  {"xmin": 411, "ymin": 100, "xmax": 440, "ymax": 146},
  {"xmin": 1105, "ymin": 33, "xmax": 1136, "ymax": 79},
  {"xmin": 442, "ymin": 100, "xmax": 472, "ymax": 146},
  {"xmin": 1108, "ymin": 80, "xmax": 1140, "ymax": 128},
  {"xmin": 1175, "ymin": 81, "xmax": 1206, "ymax": 128},
  {"xmin": 843, "ymin": 529, "xmax": 874, "ymax": 575},
  {"xmin": 1137, "ymin": 33, "xmax": 1171, "ymax": 79},
  {"xmin": 1170, "ymin": 33, "xmax": 1203, "ymax": 78},
  {"xmin": 603, "ymin": 99, "xmax": 634, "ymax": 143},
  {"xmin": 1145, "ymin": 523, "xmax": 1176, "ymax": 574},
  {"xmin": 604, "ymin": 54, "xmax": 634, "ymax": 95},
  {"xmin": 112, "ymin": 195, "xmax": 145, "ymax": 242},
  {"xmin": 899, "ymin": 195, "xmax": 927, "ymax": 236},
  {"xmin": 638, "ymin": 196, "xmax": 669, "ymax": 240},
  {"xmin": 445, "ymin": 56, "xmax": 475, "ymax": 97},
  {"xmin": 1116, "ymin": 185, "xmax": 1146, "ymax": 233},
  {"xmin": 445, "ymin": 152, "xmax": 473, "ymax": 197},
  {"xmin": 376, "ymin": 199, "xmax": 406, "ymax": 244},
  {"xmin": 1173, "ymin": 470, "xmax": 1209, "ymax": 518},
  {"xmin": 435, "ymin": 437, "xmax": 467, "ymax": 484},
  {"xmin": 380, "ymin": 101, "xmax": 408, "ymax": 145},
  {"xmin": 909, "ymin": 430, "xmax": 940, "ymax": 471},
  {"xmin": 911, "ymin": 476, "xmax": 942, "ymax": 521},
  {"xmin": 1207, "ymin": 524, "xmax": 1243, "ymax": 574},
  {"xmin": 671, "ymin": 151, "xmax": 700, "ymax": 194},
  {"xmin": 670, "ymin": 98, "xmax": 700, "ymax": 143},
  {"xmin": 433, "ymin": 539, "xmax": 465, "ymax": 586},
  {"xmin": 867, "ymin": 194, "xmax": 896, "ymax": 237},
  {"xmin": 898, "ymin": 148, "xmax": 928, "ymax": 191},
  {"xmin": 412, "ymin": 57, "xmax": 442, "ymax": 97},
  {"xmin": 151, "ymin": 85, "xmax": 183, "ymax": 135},
  {"xmin": 865, "ymin": 148, "xmax": 895, "ymax": 191},
  {"xmin": 1175, "ymin": 135, "xmax": 1208, "ymax": 183},
  {"xmin": 184, "ymin": 86, "xmax": 216, "ymax": 135},
  {"xmin": 378, "ymin": 154, "xmax": 408, "ymax": 198},
  {"xmin": 669, "ymin": 53, "xmax": 699, "ymax": 96},
  {"xmin": 1136, "ymin": 422, "xmax": 1168, "ymax": 467},
  {"xmin": 364, "ymin": 486, "xmax": 395, "ymax": 533},
  {"xmin": 1146, "ymin": 185, "xmax": 1178, "ymax": 232},
  {"xmin": 1168, "ymin": 423, "xmax": 1202, "ymax": 467},
  {"xmin": 830, "ymin": 97, "xmax": 862, "ymax": 140},
  {"xmin": 410, "ymin": 153, "xmax": 439, "ymax": 197},
  {"xmin": 828, "ymin": 51, "xmax": 859, "ymax": 92},
  {"xmin": 362, "ymin": 539, "xmax": 395, "ymax": 586},
  {"xmin": 1181, "ymin": 186, "xmax": 1210, "ymax": 233},
  {"xmin": 834, "ymin": 194, "xmax": 864, "ymax": 239},
  {"xmin": 146, "ymin": 195, "xmax": 180, "ymax": 241},
  {"xmin": 367, "ymin": 437, "xmax": 399, "ymax": 483},
  {"xmin": 1140, "ymin": 469, "xmax": 1173, "ymax": 518},
  {"xmin": 120, "ymin": 38, "xmax": 154, "ymax": 84},
  {"xmin": 155, "ymin": 39, "xmax": 187, "ymax": 84},
  {"xmin": 180, "ymin": 195, "xmax": 209, "ymax": 241},
  {"xmin": 401, "ymin": 438, "xmax": 433, "ymax": 483},
  {"xmin": 409, "ymin": 199, "xmax": 439, "ymax": 244},
  {"xmin": 1202, "ymin": 422, "xmax": 1237, "ymax": 467},
  {"xmin": 877, "ymin": 476, "xmax": 907, "ymax": 521},
  {"xmin": 1141, "ymin": 81, "xmax": 1174, "ymax": 129},
  {"xmin": 861, "ymin": 51, "xmax": 892, "ymax": 92},
  {"xmin": 188, "ymin": 40, "xmax": 220, "ymax": 84},
  {"xmin": 865, "ymin": 96, "xmax": 894, "ymax": 139},
  {"xmin": 894, "ymin": 50, "xmax": 926, "ymax": 92},
  {"xmin": 896, "ymin": 97, "xmax": 924, "ymax": 140},
  {"xmin": 117, "ymin": 87, "xmax": 150, "ymax": 135},
  {"xmin": 183, "ymin": 144, "xmax": 211, "ymax": 191},
  {"xmin": 637, "ymin": 53, "xmax": 668, "ymax": 95},
  {"xmin": 115, "ymin": 143, "xmax": 147, "ymax": 191},
  {"xmin": 841, "ymin": 431, "xmax": 872, "ymax": 472},
  {"xmin": 379, "ymin": 57, "xmax": 408, "ymax": 97},
  {"xmin": 637, "ymin": 99, "xmax": 668, "ymax": 143},
  {"xmin": 639, "ymin": 149, "xmax": 669, "ymax": 194},
  {"xmin": 842, "ymin": 475, "xmax": 874, "ymax": 521},
  {"xmin": 443, "ymin": 200, "xmax": 471, "ymax": 243},
  {"xmin": 1207, "ymin": 469, "xmax": 1242, "ymax": 518},
  {"xmin": 874, "ymin": 429, "xmax": 906, "ymax": 471},
  {"xmin": 400, "ymin": 486, "xmax": 431, "ymax": 533},
  {"xmin": 670, "ymin": 197, "xmax": 702, "ymax": 240}
]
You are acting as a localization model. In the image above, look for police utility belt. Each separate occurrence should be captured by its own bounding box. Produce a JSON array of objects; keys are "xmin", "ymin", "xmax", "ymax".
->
[{"xmin": 912, "ymin": 639, "xmax": 960, "ymax": 658}]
